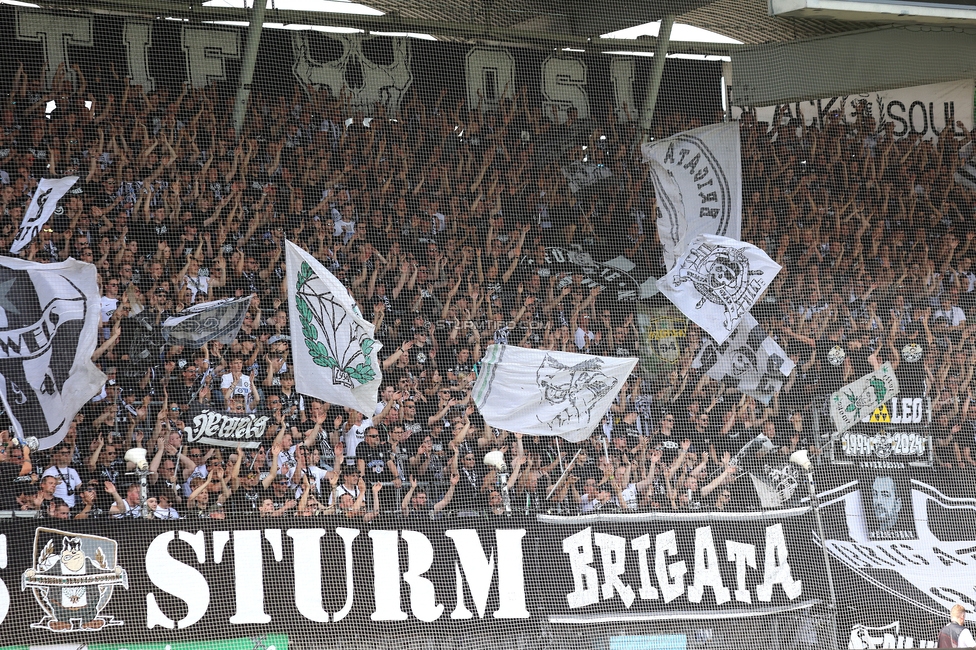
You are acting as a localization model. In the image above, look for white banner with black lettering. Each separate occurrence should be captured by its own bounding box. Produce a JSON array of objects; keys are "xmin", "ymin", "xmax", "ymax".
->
[
  {"xmin": 693, "ymin": 312, "xmax": 794, "ymax": 404},
  {"xmin": 830, "ymin": 364, "xmax": 900, "ymax": 435},
  {"xmin": 641, "ymin": 123, "xmax": 741, "ymax": 269},
  {"xmin": 473, "ymin": 344, "xmax": 637, "ymax": 442},
  {"xmin": 183, "ymin": 408, "xmax": 271, "ymax": 448},
  {"xmin": 0, "ymin": 256, "xmax": 105, "ymax": 449},
  {"xmin": 733, "ymin": 79, "xmax": 974, "ymax": 143},
  {"xmin": 10, "ymin": 176, "xmax": 78, "ymax": 254},
  {"xmin": 657, "ymin": 234, "xmax": 781, "ymax": 345}
]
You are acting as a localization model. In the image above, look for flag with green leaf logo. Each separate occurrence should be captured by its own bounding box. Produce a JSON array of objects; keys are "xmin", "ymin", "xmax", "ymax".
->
[
  {"xmin": 286, "ymin": 241, "xmax": 382, "ymax": 416},
  {"xmin": 830, "ymin": 363, "xmax": 899, "ymax": 435}
]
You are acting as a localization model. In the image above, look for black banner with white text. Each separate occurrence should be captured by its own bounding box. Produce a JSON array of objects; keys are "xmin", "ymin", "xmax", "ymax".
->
[
  {"xmin": 0, "ymin": 7, "xmax": 720, "ymax": 127},
  {"xmin": 0, "ymin": 514, "xmax": 821, "ymax": 644}
]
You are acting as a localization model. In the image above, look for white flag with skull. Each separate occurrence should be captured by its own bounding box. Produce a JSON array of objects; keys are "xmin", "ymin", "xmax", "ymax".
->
[
  {"xmin": 0, "ymin": 256, "xmax": 105, "ymax": 449},
  {"xmin": 10, "ymin": 176, "xmax": 79, "ymax": 254},
  {"xmin": 472, "ymin": 344, "xmax": 638, "ymax": 442},
  {"xmin": 657, "ymin": 234, "xmax": 781, "ymax": 345},
  {"xmin": 692, "ymin": 312, "xmax": 795, "ymax": 404},
  {"xmin": 286, "ymin": 240, "xmax": 382, "ymax": 417},
  {"xmin": 640, "ymin": 123, "xmax": 741, "ymax": 269}
]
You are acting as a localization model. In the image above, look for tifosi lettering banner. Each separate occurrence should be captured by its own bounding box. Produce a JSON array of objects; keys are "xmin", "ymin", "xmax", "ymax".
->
[
  {"xmin": 0, "ymin": 516, "xmax": 822, "ymax": 644},
  {"xmin": 0, "ymin": 257, "xmax": 105, "ymax": 449},
  {"xmin": 10, "ymin": 176, "xmax": 78, "ymax": 255},
  {"xmin": 3, "ymin": 7, "xmax": 719, "ymax": 128}
]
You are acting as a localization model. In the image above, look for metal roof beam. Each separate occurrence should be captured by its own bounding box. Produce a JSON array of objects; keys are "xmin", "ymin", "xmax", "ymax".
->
[{"xmin": 28, "ymin": 0, "xmax": 740, "ymax": 55}]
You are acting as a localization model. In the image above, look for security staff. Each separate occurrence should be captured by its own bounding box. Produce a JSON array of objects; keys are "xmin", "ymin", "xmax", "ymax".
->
[{"xmin": 939, "ymin": 605, "xmax": 976, "ymax": 648}]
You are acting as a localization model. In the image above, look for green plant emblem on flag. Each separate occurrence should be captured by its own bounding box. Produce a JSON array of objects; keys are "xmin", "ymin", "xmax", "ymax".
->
[{"xmin": 295, "ymin": 261, "xmax": 376, "ymax": 385}]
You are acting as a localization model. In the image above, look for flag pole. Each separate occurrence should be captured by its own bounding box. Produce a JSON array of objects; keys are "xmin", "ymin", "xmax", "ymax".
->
[{"xmin": 546, "ymin": 448, "xmax": 582, "ymax": 500}]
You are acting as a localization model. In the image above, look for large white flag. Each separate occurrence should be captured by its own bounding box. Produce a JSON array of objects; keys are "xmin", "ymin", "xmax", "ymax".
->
[
  {"xmin": 692, "ymin": 312, "xmax": 795, "ymax": 404},
  {"xmin": 830, "ymin": 363, "xmax": 899, "ymax": 435},
  {"xmin": 657, "ymin": 233, "xmax": 781, "ymax": 345},
  {"xmin": 472, "ymin": 344, "xmax": 637, "ymax": 442},
  {"xmin": 286, "ymin": 241, "xmax": 382, "ymax": 416},
  {"xmin": 10, "ymin": 176, "xmax": 78, "ymax": 254},
  {"xmin": 0, "ymin": 256, "xmax": 105, "ymax": 449},
  {"xmin": 641, "ymin": 123, "xmax": 741, "ymax": 269}
]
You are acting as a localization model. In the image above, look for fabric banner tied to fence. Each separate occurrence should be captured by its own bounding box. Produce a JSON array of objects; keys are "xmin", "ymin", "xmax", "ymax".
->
[{"xmin": 0, "ymin": 472, "xmax": 973, "ymax": 648}]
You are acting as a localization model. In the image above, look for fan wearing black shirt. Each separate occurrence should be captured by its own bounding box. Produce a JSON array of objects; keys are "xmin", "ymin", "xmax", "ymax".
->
[
  {"xmin": 613, "ymin": 408, "xmax": 644, "ymax": 451},
  {"xmin": 228, "ymin": 435, "xmax": 285, "ymax": 515},
  {"xmin": 228, "ymin": 467, "xmax": 272, "ymax": 514},
  {"xmin": 357, "ymin": 427, "xmax": 402, "ymax": 510},
  {"xmin": 399, "ymin": 400, "xmax": 430, "ymax": 443},
  {"xmin": 0, "ymin": 441, "xmax": 31, "ymax": 510},
  {"xmin": 652, "ymin": 413, "xmax": 682, "ymax": 465},
  {"xmin": 400, "ymin": 474, "xmax": 458, "ymax": 518}
]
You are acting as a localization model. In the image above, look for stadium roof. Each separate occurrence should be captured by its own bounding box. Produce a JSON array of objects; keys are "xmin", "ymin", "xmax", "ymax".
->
[{"xmin": 15, "ymin": 0, "xmax": 883, "ymax": 53}]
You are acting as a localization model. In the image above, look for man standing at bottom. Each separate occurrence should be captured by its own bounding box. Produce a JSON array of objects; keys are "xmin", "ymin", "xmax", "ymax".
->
[{"xmin": 939, "ymin": 605, "xmax": 976, "ymax": 648}]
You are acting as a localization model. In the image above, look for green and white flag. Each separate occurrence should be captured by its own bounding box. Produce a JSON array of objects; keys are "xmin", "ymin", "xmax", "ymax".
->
[
  {"xmin": 830, "ymin": 363, "xmax": 899, "ymax": 435},
  {"xmin": 286, "ymin": 241, "xmax": 382, "ymax": 416}
]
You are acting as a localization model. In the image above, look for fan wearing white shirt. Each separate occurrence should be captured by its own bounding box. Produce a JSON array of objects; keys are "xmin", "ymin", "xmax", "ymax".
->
[
  {"xmin": 41, "ymin": 446, "xmax": 83, "ymax": 508},
  {"xmin": 342, "ymin": 410, "xmax": 373, "ymax": 461},
  {"xmin": 153, "ymin": 493, "xmax": 181, "ymax": 519},
  {"xmin": 221, "ymin": 357, "xmax": 259, "ymax": 412}
]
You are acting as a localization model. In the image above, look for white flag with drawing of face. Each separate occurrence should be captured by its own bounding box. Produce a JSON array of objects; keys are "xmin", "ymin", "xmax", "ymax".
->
[{"xmin": 472, "ymin": 344, "xmax": 637, "ymax": 442}]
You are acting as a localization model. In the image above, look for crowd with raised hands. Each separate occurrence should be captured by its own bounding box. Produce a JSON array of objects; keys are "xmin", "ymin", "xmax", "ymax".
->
[{"xmin": 0, "ymin": 57, "xmax": 974, "ymax": 520}]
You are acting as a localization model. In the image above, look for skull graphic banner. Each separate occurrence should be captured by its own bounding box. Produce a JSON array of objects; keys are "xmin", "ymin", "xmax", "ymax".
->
[{"xmin": 656, "ymin": 233, "xmax": 781, "ymax": 345}]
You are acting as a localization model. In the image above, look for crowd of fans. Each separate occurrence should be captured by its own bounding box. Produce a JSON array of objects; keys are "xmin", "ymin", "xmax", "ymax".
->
[{"xmin": 0, "ymin": 59, "xmax": 973, "ymax": 521}]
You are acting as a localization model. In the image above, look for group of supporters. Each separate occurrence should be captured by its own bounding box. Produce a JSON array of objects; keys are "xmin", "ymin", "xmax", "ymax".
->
[{"xmin": 0, "ymin": 59, "xmax": 973, "ymax": 519}]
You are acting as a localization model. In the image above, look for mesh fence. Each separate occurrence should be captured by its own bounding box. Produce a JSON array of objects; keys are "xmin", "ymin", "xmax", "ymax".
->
[{"xmin": 0, "ymin": 3, "xmax": 972, "ymax": 650}]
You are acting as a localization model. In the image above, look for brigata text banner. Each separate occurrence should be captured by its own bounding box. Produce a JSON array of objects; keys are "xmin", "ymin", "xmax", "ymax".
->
[{"xmin": 0, "ymin": 514, "xmax": 823, "ymax": 644}]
